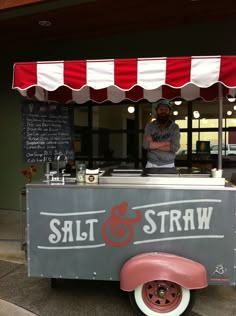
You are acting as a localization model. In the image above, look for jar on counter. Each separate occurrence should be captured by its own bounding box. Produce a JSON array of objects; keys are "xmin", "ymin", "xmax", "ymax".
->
[{"xmin": 76, "ymin": 162, "xmax": 86, "ymax": 183}]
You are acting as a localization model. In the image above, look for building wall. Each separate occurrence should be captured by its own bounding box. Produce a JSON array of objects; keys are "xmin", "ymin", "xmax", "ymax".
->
[{"xmin": 1, "ymin": 18, "xmax": 236, "ymax": 209}]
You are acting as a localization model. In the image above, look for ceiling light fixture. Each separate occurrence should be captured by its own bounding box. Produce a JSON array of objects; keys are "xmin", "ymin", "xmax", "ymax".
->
[
  {"xmin": 128, "ymin": 106, "xmax": 135, "ymax": 113},
  {"xmin": 193, "ymin": 111, "xmax": 200, "ymax": 118},
  {"xmin": 227, "ymin": 95, "xmax": 236, "ymax": 102},
  {"xmin": 174, "ymin": 100, "xmax": 182, "ymax": 106},
  {"xmin": 227, "ymin": 110, "xmax": 232, "ymax": 116},
  {"xmin": 173, "ymin": 111, "xmax": 178, "ymax": 116},
  {"xmin": 38, "ymin": 20, "xmax": 52, "ymax": 27}
]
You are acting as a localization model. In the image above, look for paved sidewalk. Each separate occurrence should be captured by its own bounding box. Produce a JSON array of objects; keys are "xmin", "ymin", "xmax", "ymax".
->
[
  {"xmin": 0, "ymin": 209, "xmax": 32, "ymax": 315},
  {"xmin": 0, "ymin": 262, "xmax": 235, "ymax": 316},
  {"xmin": 0, "ymin": 299, "xmax": 37, "ymax": 316},
  {"xmin": 0, "ymin": 241, "xmax": 25, "ymax": 264}
]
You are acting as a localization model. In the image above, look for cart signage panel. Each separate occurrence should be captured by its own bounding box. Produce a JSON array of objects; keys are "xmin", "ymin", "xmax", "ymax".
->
[{"xmin": 27, "ymin": 186, "xmax": 235, "ymax": 285}]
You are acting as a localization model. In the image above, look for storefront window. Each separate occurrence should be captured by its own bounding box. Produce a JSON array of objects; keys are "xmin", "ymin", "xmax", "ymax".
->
[{"xmin": 73, "ymin": 98, "xmax": 236, "ymax": 168}]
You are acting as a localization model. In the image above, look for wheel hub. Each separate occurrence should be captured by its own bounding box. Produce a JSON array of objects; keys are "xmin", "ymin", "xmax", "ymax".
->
[
  {"xmin": 157, "ymin": 287, "xmax": 166, "ymax": 298},
  {"xmin": 142, "ymin": 280, "xmax": 183, "ymax": 313}
]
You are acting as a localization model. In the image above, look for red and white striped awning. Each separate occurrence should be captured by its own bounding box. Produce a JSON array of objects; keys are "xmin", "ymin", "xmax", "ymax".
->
[{"xmin": 12, "ymin": 56, "xmax": 236, "ymax": 104}]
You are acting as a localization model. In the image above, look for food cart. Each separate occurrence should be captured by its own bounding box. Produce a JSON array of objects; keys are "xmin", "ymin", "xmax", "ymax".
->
[{"xmin": 12, "ymin": 56, "xmax": 236, "ymax": 316}]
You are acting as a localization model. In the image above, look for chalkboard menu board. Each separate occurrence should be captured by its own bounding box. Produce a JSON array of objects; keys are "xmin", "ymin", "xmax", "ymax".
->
[{"xmin": 22, "ymin": 102, "xmax": 74, "ymax": 162}]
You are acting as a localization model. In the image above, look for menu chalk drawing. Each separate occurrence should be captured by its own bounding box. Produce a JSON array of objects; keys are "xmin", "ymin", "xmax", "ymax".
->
[{"xmin": 22, "ymin": 102, "xmax": 74, "ymax": 162}]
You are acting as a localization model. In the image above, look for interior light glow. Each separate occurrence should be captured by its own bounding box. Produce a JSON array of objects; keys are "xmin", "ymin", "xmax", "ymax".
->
[
  {"xmin": 227, "ymin": 110, "xmax": 232, "ymax": 116},
  {"xmin": 193, "ymin": 111, "xmax": 200, "ymax": 118},
  {"xmin": 174, "ymin": 100, "xmax": 182, "ymax": 105},
  {"xmin": 173, "ymin": 111, "xmax": 178, "ymax": 116},
  {"xmin": 227, "ymin": 95, "xmax": 236, "ymax": 102},
  {"xmin": 128, "ymin": 106, "xmax": 135, "ymax": 113},
  {"xmin": 38, "ymin": 20, "xmax": 52, "ymax": 27}
]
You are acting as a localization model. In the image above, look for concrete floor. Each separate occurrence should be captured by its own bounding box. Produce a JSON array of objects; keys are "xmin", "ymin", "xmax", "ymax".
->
[
  {"xmin": 0, "ymin": 261, "xmax": 235, "ymax": 316},
  {"xmin": 0, "ymin": 210, "xmax": 34, "ymax": 315},
  {"xmin": 0, "ymin": 209, "xmax": 25, "ymax": 264}
]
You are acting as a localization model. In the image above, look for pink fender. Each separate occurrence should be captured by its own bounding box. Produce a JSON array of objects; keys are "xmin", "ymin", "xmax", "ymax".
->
[{"xmin": 120, "ymin": 252, "xmax": 208, "ymax": 291}]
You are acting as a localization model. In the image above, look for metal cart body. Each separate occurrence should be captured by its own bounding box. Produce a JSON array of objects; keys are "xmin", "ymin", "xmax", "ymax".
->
[{"xmin": 26, "ymin": 182, "xmax": 236, "ymax": 287}]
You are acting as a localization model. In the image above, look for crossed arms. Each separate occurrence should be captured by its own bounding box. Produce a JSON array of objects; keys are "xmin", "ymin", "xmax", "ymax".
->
[
  {"xmin": 145, "ymin": 135, "xmax": 171, "ymax": 152},
  {"xmin": 143, "ymin": 124, "xmax": 180, "ymax": 154}
]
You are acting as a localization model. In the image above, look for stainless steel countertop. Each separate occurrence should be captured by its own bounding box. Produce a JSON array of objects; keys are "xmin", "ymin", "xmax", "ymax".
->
[
  {"xmin": 26, "ymin": 180, "xmax": 236, "ymax": 191},
  {"xmin": 25, "ymin": 166, "xmax": 235, "ymax": 190},
  {"xmin": 98, "ymin": 168, "xmax": 225, "ymax": 186}
]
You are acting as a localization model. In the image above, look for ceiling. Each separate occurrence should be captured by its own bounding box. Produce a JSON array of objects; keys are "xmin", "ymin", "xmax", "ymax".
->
[{"xmin": 1, "ymin": 0, "xmax": 236, "ymax": 52}]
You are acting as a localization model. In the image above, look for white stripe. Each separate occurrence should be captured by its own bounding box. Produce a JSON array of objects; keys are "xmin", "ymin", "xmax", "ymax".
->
[
  {"xmin": 181, "ymin": 83, "xmax": 200, "ymax": 100},
  {"xmin": 107, "ymin": 86, "xmax": 126, "ymax": 103},
  {"xmin": 87, "ymin": 60, "xmax": 114, "ymax": 89},
  {"xmin": 143, "ymin": 87, "xmax": 163, "ymax": 102},
  {"xmin": 35, "ymin": 86, "xmax": 47, "ymax": 101},
  {"xmin": 229, "ymin": 88, "xmax": 236, "ymax": 97},
  {"xmin": 134, "ymin": 235, "xmax": 224, "ymax": 245},
  {"xmin": 72, "ymin": 86, "xmax": 90, "ymax": 104},
  {"xmin": 37, "ymin": 62, "xmax": 64, "ymax": 91},
  {"xmin": 191, "ymin": 56, "xmax": 221, "ymax": 87},
  {"xmin": 138, "ymin": 58, "xmax": 167, "ymax": 89},
  {"xmin": 20, "ymin": 89, "xmax": 27, "ymax": 97},
  {"xmin": 38, "ymin": 243, "xmax": 106, "ymax": 250},
  {"xmin": 132, "ymin": 199, "xmax": 221, "ymax": 210},
  {"xmin": 40, "ymin": 210, "xmax": 106, "ymax": 216}
]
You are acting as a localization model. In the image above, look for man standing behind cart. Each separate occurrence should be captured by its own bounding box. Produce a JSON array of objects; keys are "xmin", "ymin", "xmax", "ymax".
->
[{"xmin": 143, "ymin": 99, "xmax": 180, "ymax": 168}]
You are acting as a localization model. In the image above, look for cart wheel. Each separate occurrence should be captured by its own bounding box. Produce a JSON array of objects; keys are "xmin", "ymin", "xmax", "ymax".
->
[{"xmin": 129, "ymin": 280, "xmax": 195, "ymax": 316}]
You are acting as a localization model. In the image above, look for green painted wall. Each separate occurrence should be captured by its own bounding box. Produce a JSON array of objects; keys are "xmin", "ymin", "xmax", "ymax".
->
[
  {"xmin": 1, "ymin": 19, "xmax": 236, "ymax": 210},
  {"xmin": 0, "ymin": 60, "xmax": 44, "ymax": 210}
]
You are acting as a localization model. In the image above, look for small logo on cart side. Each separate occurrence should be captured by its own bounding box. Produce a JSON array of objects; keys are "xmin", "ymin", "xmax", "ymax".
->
[
  {"xmin": 101, "ymin": 202, "xmax": 142, "ymax": 247},
  {"xmin": 210, "ymin": 278, "xmax": 230, "ymax": 283},
  {"xmin": 214, "ymin": 264, "xmax": 227, "ymax": 275},
  {"xmin": 210, "ymin": 264, "xmax": 230, "ymax": 283}
]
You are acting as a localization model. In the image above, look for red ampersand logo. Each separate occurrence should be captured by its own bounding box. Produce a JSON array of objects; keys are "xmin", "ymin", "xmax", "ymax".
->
[{"xmin": 101, "ymin": 202, "xmax": 141, "ymax": 247}]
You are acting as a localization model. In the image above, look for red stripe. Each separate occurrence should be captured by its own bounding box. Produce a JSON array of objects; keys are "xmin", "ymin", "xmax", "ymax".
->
[
  {"xmin": 114, "ymin": 59, "xmax": 137, "ymax": 89},
  {"xmin": 13, "ymin": 62, "xmax": 37, "ymax": 88},
  {"xmin": 200, "ymin": 85, "xmax": 217, "ymax": 101},
  {"xmin": 27, "ymin": 87, "xmax": 36, "ymax": 98},
  {"xmin": 219, "ymin": 56, "xmax": 236, "ymax": 87},
  {"xmin": 162, "ymin": 85, "xmax": 181, "ymax": 100},
  {"xmin": 90, "ymin": 88, "xmax": 108, "ymax": 103},
  {"xmin": 126, "ymin": 86, "xmax": 144, "ymax": 101},
  {"xmin": 49, "ymin": 87, "xmax": 73, "ymax": 103},
  {"xmin": 166, "ymin": 57, "xmax": 191, "ymax": 87},
  {"xmin": 64, "ymin": 60, "xmax": 87, "ymax": 89},
  {"xmin": 200, "ymin": 84, "xmax": 229, "ymax": 101}
]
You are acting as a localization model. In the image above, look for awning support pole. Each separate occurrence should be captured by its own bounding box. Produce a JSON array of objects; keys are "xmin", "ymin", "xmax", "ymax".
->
[{"xmin": 218, "ymin": 84, "xmax": 223, "ymax": 170}]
